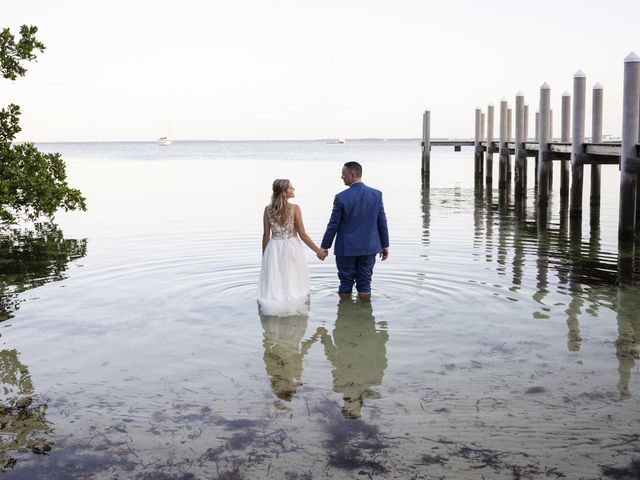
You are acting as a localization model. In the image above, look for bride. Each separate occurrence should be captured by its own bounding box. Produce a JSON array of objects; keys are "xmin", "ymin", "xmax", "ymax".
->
[{"xmin": 258, "ymin": 179, "xmax": 326, "ymax": 316}]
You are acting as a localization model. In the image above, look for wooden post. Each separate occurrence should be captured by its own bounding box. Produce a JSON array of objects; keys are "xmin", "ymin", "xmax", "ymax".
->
[
  {"xmin": 524, "ymin": 103, "xmax": 529, "ymax": 186},
  {"xmin": 570, "ymin": 70, "xmax": 587, "ymax": 219},
  {"xmin": 619, "ymin": 52, "xmax": 640, "ymax": 239},
  {"xmin": 422, "ymin": 110, "xmax": 431, "ymax": 182},
  {"xmin": 591, "ymin": 83, "xmax": 604, "ymax": 206},
  {"xmin": 481, "ymin": 112, "xmax": 485, "ymax": 180},
  {"xmin": 535, "ymin": 111, "xmax": 540, "ymax": 188},
  {"xmin": 537, "ymin": 83, "xmax": 551, "ymax": 206},
  {"xmin": 499, "ymin": 98, "xmax": 508, "ymax": 190},
  {"xmin": 474, "ymin": 107, "xmax": 483, "ymax": 184},
  {"xmin": 507, "ymin": 107, "xmax": 513, "ymax": 182},
  {"xmin": 548, "ymin": 109, "xmax": 554, "ymax": 189},
  {"xmin": 560, "ymin": 91, "xmax": 571, "ymax": 197},
  {"xmin": 486, "ymin": 103, "xmax": 494, "ymax": 186},
  {"xmin": 515, "ymin": 92, "xmax": 526, "ymax": 198}
]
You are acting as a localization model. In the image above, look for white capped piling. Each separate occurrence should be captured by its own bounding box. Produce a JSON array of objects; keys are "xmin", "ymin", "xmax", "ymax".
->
[
  {"xmin": 481, "ymin": 112, "xmax": 485, "ymax": 141},
  {"xmin": 422, "ymin": 110, "xmax": 431, "ymax": 180},
  {"xmin": 570, "ymin": 70, "xmax": 587, "ymax": 219},
  {"xmin": 507, "ymin": 107, "xmax": 513, "ymax": 181},
  {"xmin": 537, "ymin": 83, "xmax": 551, "ymax": 206},
  {"xmin": 524, "ymin": 104, "xmax": 529, "ymax": 140},
  {"xmin": 499, "ymin": 98, "xmax": 509, "ymax": 189},
  {"xmin": 591, "ymin": 83, "xmax": 604, "ymax": 206},
  {"xmin": 486, "ymin": 103, "xmax": 495, "ymax": 185},
  {"xmin": 560, "ymin": 91, "xmax": 571, "ymax": 196},
  {"xmin": 514, "ymin": 92, "xmax": 526, "ymax": 197},
  {"xmin": 474, "ymin": 107, "xmax": 483, "ymax": 183},
  {"xmin": 619, "ymin": 53, "xmax": 640, "ymax": 239}
]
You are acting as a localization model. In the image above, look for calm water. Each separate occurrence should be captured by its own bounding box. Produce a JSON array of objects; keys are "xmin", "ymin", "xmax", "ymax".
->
[{"xmin": 1, "ymin": 140, "xmax": 639, "ymax": 479}]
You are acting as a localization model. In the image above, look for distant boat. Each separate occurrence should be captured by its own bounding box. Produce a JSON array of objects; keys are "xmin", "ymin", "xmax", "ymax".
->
[
  {"xmin": 326, "ymin": 138, "xmax": 346, "ymax": 144},
  {"xmin": 158, "ymin": 136, "xmax": 172, "ymax": 146}
]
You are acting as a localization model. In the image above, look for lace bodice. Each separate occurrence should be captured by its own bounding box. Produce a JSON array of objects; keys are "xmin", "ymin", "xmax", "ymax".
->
[{"xmin": 268, "ymin": 206, "xmax": 296, "ymax": 239}]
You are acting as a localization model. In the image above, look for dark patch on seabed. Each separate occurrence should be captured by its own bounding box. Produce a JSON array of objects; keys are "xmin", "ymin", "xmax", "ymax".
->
[{"xmin": 600, "ymin": 458, "xmax": 640, "ymax": 479}]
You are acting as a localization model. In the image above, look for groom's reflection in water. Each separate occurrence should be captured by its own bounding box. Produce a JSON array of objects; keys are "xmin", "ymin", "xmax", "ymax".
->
[
  {"xmin": 318, "ymin": 299, "xmax": 388, "ymax": 419},
  {"xmin": 260, "ymin": 313, "xmax": 318, "ymax": 405}
]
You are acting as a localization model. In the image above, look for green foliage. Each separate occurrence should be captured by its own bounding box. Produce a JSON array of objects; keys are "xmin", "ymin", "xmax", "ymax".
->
[
  {"xmin": 0, "ymin": 104, "xmax": 21, "ymax": 143},
  {"xmin": 0, "ymin": 25, "xmax": 45, "ymax": 81},
  {"xmin": 0, "ymin": 143, "xmax": 87, "ymax": 223},
  {"xmin": 0, "ymin": 25, "xmax": 86, "ymax": 226}
]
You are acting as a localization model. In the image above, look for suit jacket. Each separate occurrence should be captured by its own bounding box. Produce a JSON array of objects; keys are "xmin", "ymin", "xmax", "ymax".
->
[{"xmin": 321, "ymin": 182, "xmax": 389, "ymax": 256}]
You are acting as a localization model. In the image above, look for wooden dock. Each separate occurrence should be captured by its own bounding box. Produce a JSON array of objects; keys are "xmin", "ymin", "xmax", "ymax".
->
[{"xmin": 421, "ymin": 52, "xmax": 640, "ymax": 241}]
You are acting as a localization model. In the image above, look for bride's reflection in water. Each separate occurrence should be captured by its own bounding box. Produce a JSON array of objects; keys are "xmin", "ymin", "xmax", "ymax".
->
[
  {"xmin": 318, "ymin": 299, "xmax": 388, "ymax": 419},
  {"xmin": 260, "ymin": 313, "xmax": 318, "ymax": 406}
]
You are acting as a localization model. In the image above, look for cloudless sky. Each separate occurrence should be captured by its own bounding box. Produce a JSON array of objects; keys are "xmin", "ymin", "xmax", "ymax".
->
[{"xmin": 4, "ymin": 0, "xmax": 640, "ymax": 142}]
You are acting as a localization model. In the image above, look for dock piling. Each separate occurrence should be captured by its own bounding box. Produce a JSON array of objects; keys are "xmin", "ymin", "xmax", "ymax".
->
[
  {"xmin": 537, "ymin": 83, "xmax": 551, "ymax": 206},
  {"xmin": 515, "ymin": 92, "xmax": 526, "ymax": 197},
  {"xmin": 474, "ymin": 107, "xmax": 483, "ymax": 184},
  {"xmin": 560, "ymin": 91, "xmax": 571, "ymax": 196},
  {"xmin": 421, "ymin": 110, "xmax": 431, "ymax": 182},
  {"xmin": 507, "ymin": 107, "xmax": 513, "ymax": 182},
  {"xmin": 591, "ymin": 83, "xmax": 604, "ymax": 206},
  {"xmin": 535, "ymin": 111, "xmax": 540, "ymax": 188},
  {"xmin": 548, "ymin": 109, "xmax": 554, "ymax": 189},
  {"xmin": 570, "ymin": 70, "xmax": 587, "ymax": 219},
  {"xmin": 486, "ymin": 104, "xmax": 495, "ymax": 185},
  {"xmin": 619, "ymin": 52, "xmax": 640, "ymax": 239},
  {"xmin": 499, "ymin": 99, "xmax": 508, "ymax": 190}
]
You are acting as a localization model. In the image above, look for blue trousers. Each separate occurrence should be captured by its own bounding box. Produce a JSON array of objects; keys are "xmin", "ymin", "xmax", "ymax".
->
[{"xmin": 336, "ymin": 254, "xmax": 377, "ymax": 294}]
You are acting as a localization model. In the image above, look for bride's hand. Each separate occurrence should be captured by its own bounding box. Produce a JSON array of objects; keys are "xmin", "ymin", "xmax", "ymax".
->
[{"xmin": 317, "ymin": 248, "xmax": 328, "ymax": 260}]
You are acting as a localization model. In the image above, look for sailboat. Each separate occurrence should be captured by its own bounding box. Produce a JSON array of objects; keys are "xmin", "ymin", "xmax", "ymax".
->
[{"xmin": 158, "ymin": 118, "xmax": 173, "ymax": 146}]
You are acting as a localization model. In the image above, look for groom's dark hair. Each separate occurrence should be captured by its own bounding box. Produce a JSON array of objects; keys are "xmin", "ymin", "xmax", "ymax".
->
[{"xmin": 344, "ymin": 161, "xmax": 362, "ymax": 177}]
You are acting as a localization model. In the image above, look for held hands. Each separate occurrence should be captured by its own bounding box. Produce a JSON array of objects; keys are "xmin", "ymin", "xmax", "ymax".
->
[
  {"xmin": 380, "ymin": 248, "xmax": 389, "ymax": 261},
  {"xmin": 316, "ymin": 248, "xmax": 328, "ymax": 261}
]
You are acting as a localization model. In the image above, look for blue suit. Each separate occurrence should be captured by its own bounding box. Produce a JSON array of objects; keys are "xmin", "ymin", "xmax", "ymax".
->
[{"xmin": 321, "ymin": 182, "xmax": 389, "ymax": 293}]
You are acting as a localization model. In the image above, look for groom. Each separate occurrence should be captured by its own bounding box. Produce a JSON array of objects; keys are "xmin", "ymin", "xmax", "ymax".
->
[{"xmin": 320, "ymin": 162, "xmax": 389, "ymax": 300}]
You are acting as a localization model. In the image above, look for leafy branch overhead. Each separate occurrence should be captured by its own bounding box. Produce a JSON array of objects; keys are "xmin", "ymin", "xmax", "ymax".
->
[
  {"xmin": 0, "ymin": 25, "xmax": 45, "ymax": 81},
  {"xmin": 0, "ymin": 25, "xmax": 86, "ymax": 225}
]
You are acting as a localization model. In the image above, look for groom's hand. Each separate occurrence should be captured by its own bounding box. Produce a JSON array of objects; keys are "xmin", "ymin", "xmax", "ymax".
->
[
  {"xmin": 380, "ymin": 248, "xmax": 389, "ymax": 261},
  {"xmin": 317, "ymin": 248, "xmax": 328, "ymax": 260}
]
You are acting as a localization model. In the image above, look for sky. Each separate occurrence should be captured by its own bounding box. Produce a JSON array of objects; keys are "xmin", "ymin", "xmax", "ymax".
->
[{"xmin": 3, "ymin": 0, "xmax": 640, "ymax": 142}]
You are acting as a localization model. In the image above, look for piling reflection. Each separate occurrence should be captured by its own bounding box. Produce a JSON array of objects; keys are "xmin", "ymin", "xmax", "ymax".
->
[
  {"xmin": 318, "ymin": 299, "xmax": 388, "ymax": 419},
  {"xmin": 0, "ymin": 223, "xmax": 87, "ymax": 321},
  {"xmin": 470, "ymin": 183, "xmax": 640, "ymax": 390},
  {"xmin": 420, "ymin": 181, "xmax": 430, "ymax": 250},
  {"xmin": 260, "ymin": 313, "xmax": 317, "ymax": 405},
  {"xmin": 616, "ymin": 285, "xmax": 640, "ymax": 399}
]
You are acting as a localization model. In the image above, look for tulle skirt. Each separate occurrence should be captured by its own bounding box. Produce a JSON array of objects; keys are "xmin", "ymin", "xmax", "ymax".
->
[{"xmin": 258, "ymin": 237, "xmax": 310, "ymax": 316}]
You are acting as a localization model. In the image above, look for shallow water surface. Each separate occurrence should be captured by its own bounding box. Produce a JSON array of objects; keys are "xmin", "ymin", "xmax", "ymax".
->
[{"xmin": 1, "ymin": 140, "xmax": 639, "ymax": 479}]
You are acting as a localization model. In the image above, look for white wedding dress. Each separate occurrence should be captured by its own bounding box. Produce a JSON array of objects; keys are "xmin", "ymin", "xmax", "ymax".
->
[{"xmin": 258, "ymin": 207, "xmax": 310, "ymax": 316}]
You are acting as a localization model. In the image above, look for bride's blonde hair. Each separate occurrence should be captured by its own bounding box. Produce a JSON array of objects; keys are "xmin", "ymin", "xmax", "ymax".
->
[{"xmin": 268, "ymin": 179, "xmax": 290, "ymax": 222}]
